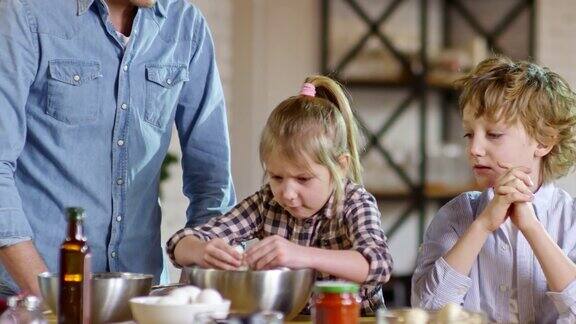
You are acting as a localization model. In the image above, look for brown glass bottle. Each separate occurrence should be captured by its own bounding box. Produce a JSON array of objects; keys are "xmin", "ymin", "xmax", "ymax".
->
[{"xmin": 58, "ymin": 207, "xmax": 91, "ymax": 324}]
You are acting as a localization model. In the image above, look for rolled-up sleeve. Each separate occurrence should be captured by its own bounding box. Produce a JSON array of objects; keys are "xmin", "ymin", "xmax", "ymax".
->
[
  {"xmin": 0, "ymin": 0, "xmax": 38, "ymax": 243},
  {"xmin": 347, "ymin": 192, "xmax": 393, "ymax": 285},
  {"xmin": 175, "ymin": 8, "xmax": 235, "ymax": 229},
  {"xmin": 547, "ymin": 277, "xmax": 576, "ymax": 322},
  {"xmin": 411, "ymin": 194, "xmax": 474, "ymax": 309}
]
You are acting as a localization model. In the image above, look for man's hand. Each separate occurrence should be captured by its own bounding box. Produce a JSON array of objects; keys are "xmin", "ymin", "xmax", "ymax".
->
[
  {"xmin": 244, "ymin": 235, "xmax": 305, "ymax": 270},
  {"xmin": 0, "ymin": 241, "xmax": 48, "ymax": 297},
  {"xmin": 198, "ymin": 238, "xmax": 243, "ymax": 270},
  {"xmin": 476, "ymin": 162, "xmax": 534, "ymax": 233}
]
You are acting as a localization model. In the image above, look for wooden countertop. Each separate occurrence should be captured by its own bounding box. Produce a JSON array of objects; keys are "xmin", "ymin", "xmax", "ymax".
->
[{"xmin": 46, "ymin": 312, "xmax": 377, "ymax": 323}]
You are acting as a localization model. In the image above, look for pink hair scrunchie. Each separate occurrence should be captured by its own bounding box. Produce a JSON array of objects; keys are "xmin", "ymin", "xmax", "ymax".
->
[{"xmin": 300, "ymin": 82, "xmax": 316, "ymax": 97}]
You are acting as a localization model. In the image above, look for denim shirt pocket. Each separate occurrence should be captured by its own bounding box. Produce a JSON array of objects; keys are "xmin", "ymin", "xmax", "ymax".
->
[
  {"xmin": 46, "ymin": 60, "xmax": 102, "ymax": 125},
  {"xmin": 144, "ymin": 63, "xmax": 189, "ymax": 130}
]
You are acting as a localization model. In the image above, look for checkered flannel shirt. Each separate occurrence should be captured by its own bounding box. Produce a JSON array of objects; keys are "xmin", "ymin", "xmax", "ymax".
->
[{"xmin": 166, "ymin": 179, "xmax": 393, "ymax": 314}]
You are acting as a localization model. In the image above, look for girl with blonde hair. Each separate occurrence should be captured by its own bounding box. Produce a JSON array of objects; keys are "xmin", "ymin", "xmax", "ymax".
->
[{"xmin": 167, "ymin": 75, "xmax": 393, "ymax": 314}]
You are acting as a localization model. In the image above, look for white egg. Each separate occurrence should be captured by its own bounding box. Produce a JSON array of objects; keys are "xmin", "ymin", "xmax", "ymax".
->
[
  {"xmin": 156, "ymin": 295, "xmax": 188, "ymax": 305},
  {"xmin": 168, "ymin": 288, "xmax": 193, "ymax": 304},
  {"xmin": 167, "ymin": 286, "xmax": 202, "ymax": 304},
  {"xmin": 402, "ymin": 308, "xmax": 429, "ymax": 324},
  {"xmin": 233, "ymin": 245, "xmax": 249, "ymax": 270},
  {"xmin": 179, "ymin": 286, "xmax": 202, "ymax": 302},
  {"xmin": 195, "ymin": 289, "xmax": 223, "ymax": 304},
  {"xmin": 233, "ymin": 245, "xmax": 245, "ymax": 254},
  {"xmin": 437, "ymin": 302, "xmax": 462, "ymax": 322}
]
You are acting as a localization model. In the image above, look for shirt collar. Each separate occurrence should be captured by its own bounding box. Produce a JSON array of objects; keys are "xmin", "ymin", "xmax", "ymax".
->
[
  {"xmin": 77, "ymin": 0, "xmax": 94, "ymax": 15},
  {"xmin": 76, "ymin": 0, "xmax": 166, "ymax": 18},
  {"xmin": 531, "ymin": 182, "xmax": 555, "ymax": 218},
  {"xmin": 154, "ymin": 1, "xmax": 166, "ymax": 18}
]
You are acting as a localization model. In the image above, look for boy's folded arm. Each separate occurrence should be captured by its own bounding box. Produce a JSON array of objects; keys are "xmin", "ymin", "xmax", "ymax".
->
[
  {"xmin": 411, "ymin": 194, "xmax": 478, "ymax": 309},
  {"xmin": 412, "ymin": 251, "xmax": 472, "ymax": 310}
]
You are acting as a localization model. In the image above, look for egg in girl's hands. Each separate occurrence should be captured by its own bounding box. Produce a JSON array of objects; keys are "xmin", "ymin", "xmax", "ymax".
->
[
  {"xmin": 233, "ymin": 245, "xmax": 249, "ymax": 271},
  {"xmin": 195, "ymin": 288, "xmax": 223, "ymax": 304}
]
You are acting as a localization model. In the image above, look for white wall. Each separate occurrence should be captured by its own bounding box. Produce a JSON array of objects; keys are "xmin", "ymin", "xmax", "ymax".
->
[
  {"xmin": 161, "ymin": 0, "xmax": 576, "ymax": 282},
  {"xmin": 538, "ymin": 0, "xmax": 576, "ymax": 194}
]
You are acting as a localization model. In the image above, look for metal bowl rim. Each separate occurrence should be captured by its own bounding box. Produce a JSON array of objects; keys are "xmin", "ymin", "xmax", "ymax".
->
[
  {"xmin": 38, "ymin": 271, "xmax": 154, "ymax": 280},
  {"xmin": 184, "ymin": 266, "xmax": 315, "ymax": 275}
]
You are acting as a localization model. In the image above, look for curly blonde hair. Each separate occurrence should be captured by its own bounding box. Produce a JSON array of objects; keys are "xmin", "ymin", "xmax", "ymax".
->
[{"xmin": 456, "ymin": 56, "xmax": 576, "ymax": 183}]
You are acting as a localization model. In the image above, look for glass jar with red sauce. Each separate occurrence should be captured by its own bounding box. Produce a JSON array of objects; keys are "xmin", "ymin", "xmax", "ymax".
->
[{"xmin": 313, "ymin": 281, "xmax": 360, "ymax": 324}]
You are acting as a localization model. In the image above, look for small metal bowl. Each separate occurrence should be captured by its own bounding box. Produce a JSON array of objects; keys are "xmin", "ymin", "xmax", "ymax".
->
[
  {"xmin": 38, "ymin": 272, "xmax": 153, "ymax": 323},
  {"xmin": 183, "ymin": 266, "xmax": 315, "ymax": 320}
]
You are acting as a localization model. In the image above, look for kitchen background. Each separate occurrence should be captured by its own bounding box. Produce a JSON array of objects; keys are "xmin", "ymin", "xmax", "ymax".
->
[{"xmin": 160, "ymin": 0, "xmax": 576, "ymax": 307}]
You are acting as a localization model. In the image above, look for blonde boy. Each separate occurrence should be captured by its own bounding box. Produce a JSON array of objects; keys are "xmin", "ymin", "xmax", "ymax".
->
[{"xmin": 412, "ymin": 56, "xmax": 576, "ymax": 323}]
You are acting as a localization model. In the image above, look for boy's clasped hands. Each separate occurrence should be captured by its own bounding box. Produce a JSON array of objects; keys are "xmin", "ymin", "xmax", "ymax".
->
[
  {"xmin": 195, "ymin": 236, "xmax": 305, "ymax": 271},
  {"xmin": 477, "ymin": 161, "xmax": 539, "ymax": 234}
]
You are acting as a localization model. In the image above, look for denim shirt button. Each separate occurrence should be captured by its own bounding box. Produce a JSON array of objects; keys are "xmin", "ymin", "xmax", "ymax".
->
[
  {"xmin": 120, "ymin": 103, "xmax": 128, "ymax": 110},
  {"xmin": 166, "ymin": 78, "xmax": 172, "ymax": 85},
  {"xmin": 117, "ymin": 139, "xmax": 125, "ymax": 146},
  {"xmin": 73, "ymin": 75, "xmax": 80, "ymax": 82},
  {"xmin": 111, "ymin": 251, "xmax": 117, "ymax": 258},
  {"xmin": 116, "ymin": 178, "xmax": 124, "ymax": 185},
  {"xmin": 116, "ymin": 215, "xmax": 122, "ymax": 222},
  {"xmin": 123, "ymin": 64, "xmax": 128, "ymax": 72}
]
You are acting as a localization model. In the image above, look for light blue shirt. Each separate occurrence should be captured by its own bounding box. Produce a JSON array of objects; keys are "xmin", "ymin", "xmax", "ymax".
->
[
  {"xmin": 0, "ymin": 0, "xmax": 235, "ymax": 293},
  {"xmin": 412, "ymin": 183, "xmax": 576, "ymax": 323}
]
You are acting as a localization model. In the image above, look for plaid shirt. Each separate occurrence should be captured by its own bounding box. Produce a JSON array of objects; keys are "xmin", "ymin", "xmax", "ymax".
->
[{"xmin": 166, "ymin": 179, "xmax": 393, "ymax": 314}]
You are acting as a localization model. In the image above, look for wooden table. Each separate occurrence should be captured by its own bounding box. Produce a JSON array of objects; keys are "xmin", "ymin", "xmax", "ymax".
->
[
  {"xmin": 46, "ymin": 312, "xmax": 377, "ymax": 323},
  {"xmin": 288, "ymin": 315, "xmax": 376, "ymax": 323}
]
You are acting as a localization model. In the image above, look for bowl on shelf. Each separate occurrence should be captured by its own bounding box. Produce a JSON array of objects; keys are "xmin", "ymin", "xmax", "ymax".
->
[
  {"xmin": 129, "ymin": 296, "xmax": 230, "ymax": 324},
  {"xmin": 182, "ymin": 266, "xmax": 315, "ymax": 320},
  {"xmin": 38, "ymin": 271, "xmax": 153, "ymax": 323}
]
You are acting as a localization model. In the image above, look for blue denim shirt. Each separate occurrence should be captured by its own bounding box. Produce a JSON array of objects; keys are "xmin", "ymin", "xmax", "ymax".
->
[{"xmin": 0, "ymin": 0, "xmax": 235, "ymax": 292}]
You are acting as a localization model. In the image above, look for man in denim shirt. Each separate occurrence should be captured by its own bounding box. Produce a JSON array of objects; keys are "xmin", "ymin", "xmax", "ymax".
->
[{"xmin": 0, "ymin": 0, "xmax": 235, "ymax": 296}]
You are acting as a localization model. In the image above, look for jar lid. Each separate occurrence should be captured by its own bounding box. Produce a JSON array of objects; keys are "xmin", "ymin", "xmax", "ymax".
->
[
  {"xmin": 6, "ymin": 296, "xmax": 21, "ymax": 307},
  {"xmin": 314, "ymin": 281, "xmax": 359, "ymax": 293}
]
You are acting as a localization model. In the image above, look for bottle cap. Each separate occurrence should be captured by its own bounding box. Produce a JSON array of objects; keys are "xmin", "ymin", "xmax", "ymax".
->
[
  {"xmin": 314, "ymin": 281, "xmax": 359, "ymax": 293},
  {"xmin": 66, "ymin": 207, "xmax": 85, "ymax": 221}
]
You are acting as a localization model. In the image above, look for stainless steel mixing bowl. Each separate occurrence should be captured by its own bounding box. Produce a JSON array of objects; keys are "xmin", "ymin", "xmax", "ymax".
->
[
  {"xmin": 38, "ymin": 272, "xmax": 153, "ymax": 323},
  {"xmin": 183, "ymin": 267, "xmax": 315, "ymax": 320}
]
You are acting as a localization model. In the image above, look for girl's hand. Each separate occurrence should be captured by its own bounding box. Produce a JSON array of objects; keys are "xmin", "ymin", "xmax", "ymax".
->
[
  {"xmin": 244, "ymin": 235, "xmax": 305, "ymax": 270},
  {"xmin": 198, "ymin": 238, "xmax": 243, "ymax": 270},
  {"xmin": 476, "ymin": 162, "xmax": 534, "ymax": 233}
]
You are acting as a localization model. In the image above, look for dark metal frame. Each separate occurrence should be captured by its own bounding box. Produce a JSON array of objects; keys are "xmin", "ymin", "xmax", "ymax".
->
[{"xmin": 320, "ymin": 0, "xmax": 536, "ymax": 244}]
